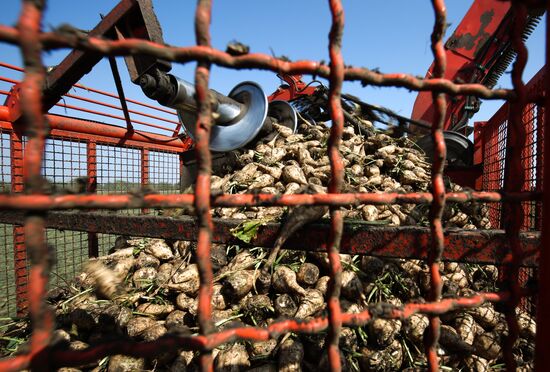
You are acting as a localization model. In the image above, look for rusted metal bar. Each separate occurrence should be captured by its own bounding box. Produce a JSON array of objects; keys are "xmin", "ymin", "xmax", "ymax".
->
[
  {"xmin": 87, "ymin": 141, "xmax": 98, "ymax": 258},
  {"xmin": 1, "ymin": 76, "xmax": 179, "ymax": 130},
  {"xmin": 0, "ymin": 25, "xmax": 516, "ymax": 100},
  {"xmin": 17, "ymin": 1, "xmax": 54, "ymax": 371},
  {"xmin": 107, "ymin": 55, "xmax": 133, "ymax": 131},
  {"xmin": 0, "ymin": 190, "xmax": 539, "ymax": 210},
  {"xmin": 0, "ymin": 291, "xmax": 514, "ymax": 371},
  {"xmin": 70, "ymin": 81, "xmax": 178, "ymax": 116},
  {"xmin": 425, "ymin": 1, "xmax": 448, "ymax": 368},
  {"xmin": 194, "ymin": 1, "xmax": 215, "ymax": 370},
  {"xmin": 1, "ymin": 124, "xmax": 185, "ymax": 154},
  {"xmin": 0, "ymin": 61, "xmax": 178, "ymax": 116},
  {"xmin": 535, "ymin": 0, "xmax": 550, "ymax": 368},
  {"xmin": 0, "ymin": 212, "xmax": 540, "ymax": 266},
  {"xmin": 61, "ymin": 92, "xmax": 180, "ymax": 125},
  {"xmin": 325, "ymin": 0, "xmax": 345, "ymax": 369},
  {"xmin": 51, "ymin": 100, "xmax": 174, "ymax": 132}
]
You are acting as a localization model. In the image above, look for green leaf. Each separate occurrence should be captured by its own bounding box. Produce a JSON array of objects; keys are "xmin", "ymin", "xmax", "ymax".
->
[{"xmin": 230, "ymin": 218, "xmax": 272, "ymax": 244}]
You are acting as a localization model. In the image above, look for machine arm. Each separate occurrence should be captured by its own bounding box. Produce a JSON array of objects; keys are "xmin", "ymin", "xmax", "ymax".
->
[
  {"xmin": 411, "ymin": 0, "xmax": 544, "ymax": 136},
  {"xmin": 42, "ymin": 0, "xmax": 170, "ymax": 112}
]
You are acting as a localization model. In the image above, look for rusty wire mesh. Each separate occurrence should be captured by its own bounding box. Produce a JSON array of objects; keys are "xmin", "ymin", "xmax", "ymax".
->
[{"xmin": 0, "ymin": 0, "xmax": 546, "ymax": 371}]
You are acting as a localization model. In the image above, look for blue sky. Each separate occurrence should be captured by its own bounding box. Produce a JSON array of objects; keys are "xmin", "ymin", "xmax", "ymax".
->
[{"xmin": 0, "ymin": 1, "xmax": 546, "ymax": 131}]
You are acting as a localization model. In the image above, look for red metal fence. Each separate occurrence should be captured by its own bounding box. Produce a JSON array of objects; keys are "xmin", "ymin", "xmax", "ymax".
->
[
  {"xmin": 475, "ymin": 65, "xmax": 546, "ymax": 317},
  {"xmin": 476, "ymin": 67, "xmax": 546, "ymax": 232},
  {"xmin": 0, "ymin": 0, "xmax": 547, "ymax": 371},
  {"xmin": 0, "ymin": 61, "xmax": 188, "ymax": 318}
]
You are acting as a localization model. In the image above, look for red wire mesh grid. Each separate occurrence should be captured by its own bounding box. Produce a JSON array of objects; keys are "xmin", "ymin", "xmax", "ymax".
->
[
  {"xmin": 36, "ymin": 137, "xmax": 87, "ymax": 192},
  {"xmin": 0, "ymin": 0, "xmax": 546, "ymax": 371},
  {"xmin": 0, "ymin": 131, "xmax": 9, "ymax": 192},
  {"xmin": 96, "ymin": 233, "xmax": 119, "ymax": 257}
]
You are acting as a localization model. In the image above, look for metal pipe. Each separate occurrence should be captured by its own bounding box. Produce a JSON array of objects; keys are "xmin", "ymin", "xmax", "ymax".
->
[{"xmin": 165, "ymin": 75, "xmax": 244, "ymax": 125}]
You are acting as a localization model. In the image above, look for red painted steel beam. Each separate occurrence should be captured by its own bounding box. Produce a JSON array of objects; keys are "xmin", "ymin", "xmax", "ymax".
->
[
  {"xmin": 62, "ymin": 92, "xmax": 180, "ymax": 125},
  {"xmin": 0, "ymin": 190, "xmax": 539, "ymax": 211},
  {"xmin": 64, "ymin": 94, "xmax": 180, "ymax": 125},
  {"xmin": 0, "ymin": 211, "xmax": 539, "ymax": 267},
  {"xmin": 2, "ymin": 80, "xmax": 178, "ymax": 131},
  {"xmin": 43, "ymin": 128, "xmax": 186, "ymax": 153}
]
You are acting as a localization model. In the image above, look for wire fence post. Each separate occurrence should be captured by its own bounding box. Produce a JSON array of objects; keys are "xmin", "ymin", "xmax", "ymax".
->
[
  {"xmin": 87, "ymin": 140, "xmax": 98, "ymax": 257},
  {"xmin": 141, "ymin": 147, "xmax": 149, "ymax": 214},
  {"xmin": 10, "ymin": 130, "xmax": 27, "ymax": 316}
]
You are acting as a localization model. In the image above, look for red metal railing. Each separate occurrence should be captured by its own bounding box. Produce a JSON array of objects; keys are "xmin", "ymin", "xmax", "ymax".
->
[
  {"xmin": 0, "ymin": 1, "xmax": 546, "ymax": 371},
  {"xmin": 0, "ymin": 62, "xmax": 180, "ymax": 134}
]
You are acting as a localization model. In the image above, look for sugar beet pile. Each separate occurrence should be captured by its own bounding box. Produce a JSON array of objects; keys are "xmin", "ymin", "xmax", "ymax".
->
[{"xmin": 0, "ymin": 120, "xmax": 536, "ymax": 371}]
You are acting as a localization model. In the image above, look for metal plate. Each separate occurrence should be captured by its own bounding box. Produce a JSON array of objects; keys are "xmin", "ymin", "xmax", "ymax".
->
[
  {"xmin": 415, "ymin": 131, "xmax": 474, "ymax": 166},
  {"xmin": 178, "ymin": 81, "xmax": 268, "ymax": 152}
]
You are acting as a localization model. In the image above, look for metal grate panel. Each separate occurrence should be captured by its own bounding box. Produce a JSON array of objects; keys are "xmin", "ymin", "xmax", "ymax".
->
[
  {"xmin": 97, "ymin": 144, "xmax": 141, "ymax": 194},
  {"xmin": 0, "ymin": 223, "xmax": 15, "ymax": 319},
  {"xmin": 149, "ymin": 150, "xmax": 180, "ymax": 194}
]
